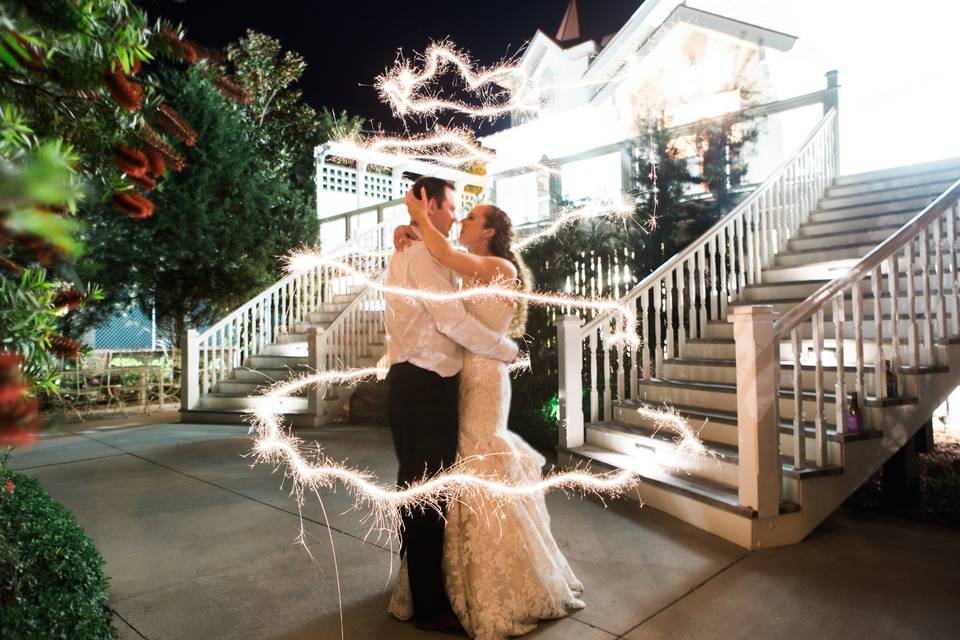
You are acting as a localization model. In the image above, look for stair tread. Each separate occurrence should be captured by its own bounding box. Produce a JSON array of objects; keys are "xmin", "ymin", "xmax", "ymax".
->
[
  {"xmin": 821, "ymin": 177, "xmax": 955, "ymax": 200},
  {"xmin": 562, "ymin": 444, "xmax": 800, "ymax": 518}
]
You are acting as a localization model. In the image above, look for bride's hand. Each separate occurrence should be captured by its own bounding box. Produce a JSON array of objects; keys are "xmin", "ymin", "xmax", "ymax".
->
[
  {"xmin": 405, "ymin": 187, "xmax": 429, "ymax": 225},
  {"xmin": 393, "ymin": 224, "xmax": 420, "ymax": 251}
]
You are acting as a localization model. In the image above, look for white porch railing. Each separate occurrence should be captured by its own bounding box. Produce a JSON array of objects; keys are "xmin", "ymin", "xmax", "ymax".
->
[
  {"xmin": 557, "ymin": 108, "xmax": 840, "ymax": 447},
  {"xmin": 729, "ymin": 178, "xmax": 960, "ymax": 514},
  {"xmin": 180, "ymin": 201, "xmax": 400, "ymax": 411}
]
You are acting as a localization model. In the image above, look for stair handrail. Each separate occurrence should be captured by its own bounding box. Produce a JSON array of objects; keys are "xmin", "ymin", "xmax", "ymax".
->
[
  {"xmin": 775, "ymin": 178, "xmax": 960, "ymax": 337},
  {"xmin": 580, "ymin": 108, "xmax": 838, "ymax": 339},
  {"xmin": 743, "ymin": 176, "xmax": 960, "ymax": 480},
  {"xmin": 555, "ymin": 108, "xmax": 840, "ymax": 451},
  {"xmin": 180, "ymin": 202, "xmax": 403, "ymax": 411}
]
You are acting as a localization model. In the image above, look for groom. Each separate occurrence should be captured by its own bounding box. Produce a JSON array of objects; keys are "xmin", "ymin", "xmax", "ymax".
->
[{"xmin": 384, "ymin": 176, "xmax": 518, "ymax": 634}]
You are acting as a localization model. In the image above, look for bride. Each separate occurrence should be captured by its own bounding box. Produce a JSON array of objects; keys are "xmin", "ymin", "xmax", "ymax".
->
[{"xmin": 388, "ymin": 189, "xmax": 585, "ymax": 639}]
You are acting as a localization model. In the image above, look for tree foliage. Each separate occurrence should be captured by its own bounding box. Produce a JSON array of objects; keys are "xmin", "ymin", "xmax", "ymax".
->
[{"xmin": 82, "ymin": 68, "xmax": 316, "ymax": 342}]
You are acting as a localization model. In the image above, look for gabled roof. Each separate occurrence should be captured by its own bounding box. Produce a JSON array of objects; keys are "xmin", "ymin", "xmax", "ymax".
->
[{"xmin": 584, "ymin": 3, "xmax": 797, "ymax": 100}]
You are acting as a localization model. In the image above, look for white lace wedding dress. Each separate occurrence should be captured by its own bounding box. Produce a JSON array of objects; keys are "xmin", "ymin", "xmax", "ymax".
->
[{"xmin": 389, "ymin": 297, "xmax": 585, "ymax": 639}]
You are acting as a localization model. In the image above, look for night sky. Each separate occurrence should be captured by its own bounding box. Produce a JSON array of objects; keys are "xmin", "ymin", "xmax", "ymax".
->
[{"xmin": 146, "ymin": 0, "xmax": 643, "ymax": 132}]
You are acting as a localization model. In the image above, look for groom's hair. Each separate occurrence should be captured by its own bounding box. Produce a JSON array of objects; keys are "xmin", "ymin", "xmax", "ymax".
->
[{"xmin": 410, "ymin": 176, "xmax": 455, "ymax": 209}]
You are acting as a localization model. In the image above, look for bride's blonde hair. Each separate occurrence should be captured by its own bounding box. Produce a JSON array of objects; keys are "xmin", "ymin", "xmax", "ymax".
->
[{"xmin": 482, "ymin": 205, "xmax": 531, "ymax": 338}]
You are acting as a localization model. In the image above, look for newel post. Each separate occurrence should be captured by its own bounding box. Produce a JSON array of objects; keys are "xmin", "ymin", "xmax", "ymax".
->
[
  {"xmin": 180, "ymin": 329, "xmax": 199, "ymax": 411},
  {"xmin": 730, "ymin": 306, "xmax": 782, "ymax": 518},
  {"xmin": 307, "ymin": 327, "xmax": 325, "ymax": 417},
  {"xmin": 824, "ymin": 69, "xmax": 840, "ymax": 175},
  {"xmin": 557, "ymin": 315, "xmax": 585, "ymax": 449}
]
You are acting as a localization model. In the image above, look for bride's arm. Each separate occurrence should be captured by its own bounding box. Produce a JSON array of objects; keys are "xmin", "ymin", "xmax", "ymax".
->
[{"xmin": 407, "ymin": 188, "xmax": 515, "ymax": 282}]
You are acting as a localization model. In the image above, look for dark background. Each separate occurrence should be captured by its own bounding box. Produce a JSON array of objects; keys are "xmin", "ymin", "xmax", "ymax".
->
[{"xmin": 147, "ymin": 0, "xmax": 643, "ymax": 131}]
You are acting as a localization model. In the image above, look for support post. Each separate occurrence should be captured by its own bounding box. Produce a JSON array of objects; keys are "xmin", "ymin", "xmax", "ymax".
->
[
  {"xmin": 824, "ymin": 70, "xmax": 840, "ymax": 174},
  {"xmin": 730, "ymin": 306, "xmax": 782, "ymax": 518},
  {"xmin": 307, "ymin": 327, "xmax": 325, "ymax": 419},
  {"xmin": 180, "ymin": 330, "xmax": 199, "ymax": 411},
  {"xmin": 557, "ymin": 315, "xmax": 584, "ymax": 450}
]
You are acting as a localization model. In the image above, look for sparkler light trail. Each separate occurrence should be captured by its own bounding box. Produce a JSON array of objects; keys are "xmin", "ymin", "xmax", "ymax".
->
[
  {"xmin": 377, "ymin": 40, "xmax": 539, "ymax": 121},
  {"xmin": 248, "ymin": 361, "xmax": 707, "ymax": 542},
  {"xmin": 331, "ymin": 128, "xmax": 494, "ymax": 169},
  {"xmin": 283, "ymin": 250, "xmax": 640, "ymax": 348},
  {"xmin": 513, "ymin": 197, "xmax": 636, "ymax": 251}
]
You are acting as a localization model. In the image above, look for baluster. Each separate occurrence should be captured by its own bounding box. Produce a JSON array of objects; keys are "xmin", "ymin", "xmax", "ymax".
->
[
  {"xmin": 950, "ymin": 204, "xmax": 960, "ymax": 335},
  {"xmin": 921, "ymin": 226, "xmax": 934, "ymax": 364},
  {"xmin": 834, "ymin": 295, "xmax": 847, "ymax": 436},
  {"xmin": 906, "ymin": 242, "xmax": 920, "ymax": 368},
  {"xmin": 813, "ymin": 309, "xmax": 827, "ymax": 467},
  {"xmin": 872, "ymin": 266, "xmax": 885, "ymax": 398},
  {"xmin": 746, "ymin": 205, "xmax": 755, "ymax": 286},
  {"xmin": 589, "ymin": 332, "xmax": 598, "ymax": 423},
  {"xmin": 753, "ymin": 204, "xmax": 762, "ymax": 282},
  {"xmin": 792, "ymin": 328, "xmax": 806, "ymax": 470},
  {"xmin": 630, "ymin": 300, "xmax": 639, "ymax": 400},
  {"xmin": 889, "ymin": 254, "xmax": 902, "ymax": 376},
  {"xmin": 654, "ymin": 280, "xmax": 664, "ymax": 376},
  {"xmin": 686, "ymin": 255, "xmax": 695, "ymax": 345},
  {"xmin": 759, "ymin": 195, "xmax": 769, "ymax": 267},
  {"xmin": 852, "ymin": 279, "xmax": 866, "ymax": 411},
  {"xmin": 697, "ymin": 246, "xmax": 707, "ymax": 334},
  {"xmin": 737, "ymin": 215, "xmax": 747, "ymax": 294},
  {"xmin": 665, "ymin": 271, "xmax": 675, "ymax": 360},
  {"xmin": 709, "ymin": 236, "xmax": 719, "ymax": 321},
  {"xmin": 201, "ymin": 338, "xmax": 209, "ymax": 395},
  {"xmin": 602, "ymin": 332, "xmax": 612, "ymax": 421},
  {"xmin": 719, "ymin": 228, "xmax": 729, "ymax": 319},
  {"xmin": 640, "ymin": 293, "xmax": 651, "ymax": 381},
  {"xmin": 272, "ymin": 291, "xmax": 279, "ymax": 342},
  {"xmin": 675, "ymin": 260, "xmax": 690, "ymax": 358},
  {"xmin": 936, "ymin": 216, "xmax": 948, "ymax": 341},
  {"xmin": 617, "ymin": 334, "xmax": 626, "ymax": 404}
]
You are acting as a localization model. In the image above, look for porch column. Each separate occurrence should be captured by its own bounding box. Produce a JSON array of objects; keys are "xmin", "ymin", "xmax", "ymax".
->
[
  {"xmin": 392, "ymin": 167, "xmax": 405, "ymax": 200},
  {"xmin": 557, "ymin": 315, "xmax": 585, "ymax": 449},
  {"xmin": 307, "ymin": 327, "xmax": 325, "ymax": 419},
  {"xmin": 180, "ymin": 330, "xmax": 199, "ymax": 411},
  {"xmin": 356, "ymin": 161, "xmax": 367, "ymax": 210},
  {"xmin": 314, "ymin": 145, "xmax": 329, "ymax": 219},
  {"xmin": 730, "ymin": 305, "xmax": 782, "ymax": 518},
  {"xmin": 824, "ymin": 70, "xmax": 840, "ymax": 174}
]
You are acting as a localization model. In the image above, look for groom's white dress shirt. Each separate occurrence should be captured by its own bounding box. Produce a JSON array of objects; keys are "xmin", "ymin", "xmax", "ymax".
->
[{"xmin": 383, "ymin": 242, "xmax": 517, "ymax": 378}]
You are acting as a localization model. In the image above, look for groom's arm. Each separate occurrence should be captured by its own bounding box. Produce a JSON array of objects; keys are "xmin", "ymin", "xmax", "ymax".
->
[{"xmin": 409, "ymin": 248, "xmax": 518, "ymax": 362}]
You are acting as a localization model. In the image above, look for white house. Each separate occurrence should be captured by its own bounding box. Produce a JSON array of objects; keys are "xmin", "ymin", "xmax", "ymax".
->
[{"xmin": 314, "ymin": 0, "xmax": 832, "ymax": 239}]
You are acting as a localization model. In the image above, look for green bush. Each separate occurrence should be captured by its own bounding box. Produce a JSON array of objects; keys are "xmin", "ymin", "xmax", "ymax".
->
[{"xmin": 0, "ymin": 458, "xmax": 113, "ymax": 639}]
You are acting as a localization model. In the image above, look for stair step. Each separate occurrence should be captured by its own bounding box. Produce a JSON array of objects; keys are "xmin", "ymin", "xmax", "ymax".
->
[
  {"xmin": 816, "ymin": 180, "xmax": 954, "ymax": 210},
  {"xmin": 826, "ymin": 168, "xmax": 960, "ymax": 197},
  {"xmin": 800, "ymin": 209, "xmax": 917, "ymax": 235},
  {"xmin": 832, "ymin": 158, "xmax": 960, "ymax": 187},
  {"xmin": 561, "ymin": 444, "xmax": 800, "ymax": 519},
  {"xmin": 809, "ymin": 195, "xmax": 934, "ymax": 221},
  {"xmin": 788, "ymin": 224, "xmax": 903, "ymax": 252}
]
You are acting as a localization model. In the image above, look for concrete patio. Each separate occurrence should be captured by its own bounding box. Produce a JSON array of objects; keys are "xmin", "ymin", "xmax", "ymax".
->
[{"xmin": 7, "ymin": 420, "xmax": 959, "ymax": 640}]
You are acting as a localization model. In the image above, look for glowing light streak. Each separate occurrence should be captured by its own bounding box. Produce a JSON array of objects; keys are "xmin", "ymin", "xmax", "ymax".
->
[
  {"xmin": 283, "ymin": 251, "xmax": 640, "ymax": 348},
  {"xmin": 377, "ymin": 41, "xmax": 539, "ymax": 120},
  {"xmin": 248, "ymin": 368, "xmax": 709, "ymax": 543},
  {"xmin": 514, "ymin": 198, "xmax": 635, "ymax": 251}
]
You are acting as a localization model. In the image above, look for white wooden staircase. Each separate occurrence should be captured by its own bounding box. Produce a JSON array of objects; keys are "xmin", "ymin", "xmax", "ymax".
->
[
  {"xmin": 179, "ymin": 216, "xmax": 397, "ymax": 426},
  {"xmin": 557, "ymin": 107, "xmax": 960, "ymax": 548}
]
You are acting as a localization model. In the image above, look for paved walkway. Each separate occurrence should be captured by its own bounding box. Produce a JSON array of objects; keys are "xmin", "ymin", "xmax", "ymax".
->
[{"xmin": 8, "ymin": 421, "xmax": 959, "ymax": 639}]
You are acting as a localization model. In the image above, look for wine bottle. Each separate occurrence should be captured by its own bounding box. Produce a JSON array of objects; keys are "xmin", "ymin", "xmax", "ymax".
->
[
  {"xmin": 885, "ymin": 360, "xmax": 897, "ymax": 397},
  {"xmin": 847, "ymin": 392, "xmax": 863, "ymax": 434}
]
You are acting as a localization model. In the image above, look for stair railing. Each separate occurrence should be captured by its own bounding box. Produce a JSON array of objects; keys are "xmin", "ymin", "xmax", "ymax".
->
[
  {"xmin": 557, "ymin": 108, "xmax": 839, "ymax": 449},
  {"xmin": 180, "ymin": 200, "xmax": 402, "ymax": 411},
  {"xmin": 732, "ymin": 179, "xmax": 960, "ymax": 497}
]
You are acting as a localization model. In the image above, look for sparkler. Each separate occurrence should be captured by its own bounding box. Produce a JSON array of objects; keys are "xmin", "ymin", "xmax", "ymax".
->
[
  {"xmin": 513, "ymin": 197, "xmax": 636, "ymax": 251},
  {"xmin": 376, "ymin": 40, "xmax": 538, "ymax": 121},
  {"xmin": 283, "ymin": 250, "xmax": 640, "ymax": 348}
]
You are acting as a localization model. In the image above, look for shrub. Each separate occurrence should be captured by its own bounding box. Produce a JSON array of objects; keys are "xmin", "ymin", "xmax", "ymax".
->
[{"xmin": 0, "ymin": 457, "xmax": 113, "ymax": 639}]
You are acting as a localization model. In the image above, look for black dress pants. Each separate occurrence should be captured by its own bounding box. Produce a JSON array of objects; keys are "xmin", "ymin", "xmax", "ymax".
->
[{"xmin": 386, "ymin": 362, "xmax": 459, "ymax": 620}]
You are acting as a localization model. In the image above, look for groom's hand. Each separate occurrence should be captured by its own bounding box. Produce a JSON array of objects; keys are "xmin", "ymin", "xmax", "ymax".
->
[{"xmin": 393, "ymin": 224, "xmax": 420, "ymax": 251}]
